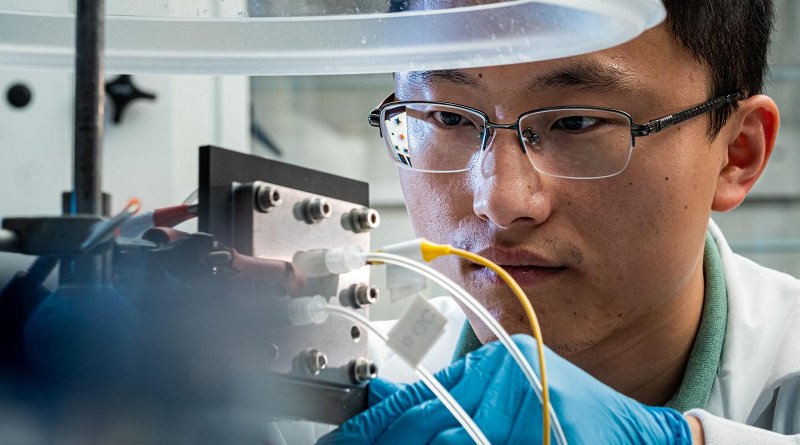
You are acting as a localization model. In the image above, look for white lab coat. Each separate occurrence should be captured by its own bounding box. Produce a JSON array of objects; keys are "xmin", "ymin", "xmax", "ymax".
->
[
  {"xmin": 684, "ymin": 220, "xmax": 800, "ymax": 444},
  {"xmin": 370, "ymin": 220, "xmax": 800, "ymax": 444}
]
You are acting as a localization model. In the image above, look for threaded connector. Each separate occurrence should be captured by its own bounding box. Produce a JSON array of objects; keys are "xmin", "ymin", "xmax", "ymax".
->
[
  {"xmin": 255, "ymin": 183, "xmax": 282, "ymax": 213},
  {"xmin": 341, "ymin": 207, "xmax": 381, "ymax": 233},
  {"xmin": 349, "ymin": 357, "xmax": 378, "ymax": 383},
  {"xmin": 306, "ymin": 349, "xmax": 328, "ymax": 375},
  {"xmin": 299, "ymin": 198, "xmax": 332, "ymax": 224},
  {"xmin": 350, "ymin": 283, "xmax": 379, "ymax": 307}
]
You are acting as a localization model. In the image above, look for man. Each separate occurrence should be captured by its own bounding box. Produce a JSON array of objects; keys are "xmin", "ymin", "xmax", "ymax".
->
[{"xmin": 323, "ymin": 0, "xmax": 800, "ymax": 443}]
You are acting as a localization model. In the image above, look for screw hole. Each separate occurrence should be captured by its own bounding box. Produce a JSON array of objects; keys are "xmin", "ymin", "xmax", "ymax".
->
[{"xmin": 351, "ymin": 326, "xmax": 361, "ymax": 342}]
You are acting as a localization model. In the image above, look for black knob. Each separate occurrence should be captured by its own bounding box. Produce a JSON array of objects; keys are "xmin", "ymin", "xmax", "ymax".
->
[
  {"xmin": 105, "ymin": 75, "xmax": 157, "ymax": 124},
  {"xmin": 6, "ymin": 83, "xmax": 32, "ymax": 109}
]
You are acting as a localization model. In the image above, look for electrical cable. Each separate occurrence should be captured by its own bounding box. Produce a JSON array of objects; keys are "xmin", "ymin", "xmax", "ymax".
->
[
  {"xmin": 323, "ymin": 304, "xmax": 490, "ymax": 445},
  {"xmin": 366, "ymin": 251, "xmax": 567, "ymax": 445},
  {"xmin": 419, "ymin": 241, "xmax": 552, "ymax": 445},
  {"xmin": 119, "ymin": 203, "xmax": 197, "ymax": 239},
  {"xmin": 81, "ymin": 198, "xmax": 141, "ymax": 251}
]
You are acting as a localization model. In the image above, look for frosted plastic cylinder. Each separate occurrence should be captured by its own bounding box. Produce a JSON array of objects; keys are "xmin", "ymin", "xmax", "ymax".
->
[
  {"xmin": 0, "ymin": 0, "xmax": 666, "ymax": 75},
  {"xmin": 287, "ymin": 295, "xmax": 329, "ymax": 326}
]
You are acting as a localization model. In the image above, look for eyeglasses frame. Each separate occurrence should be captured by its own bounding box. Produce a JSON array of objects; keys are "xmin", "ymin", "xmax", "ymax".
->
[{"xmin": 368, "ymin": 91, "xmax": 744, "ymax": 179}]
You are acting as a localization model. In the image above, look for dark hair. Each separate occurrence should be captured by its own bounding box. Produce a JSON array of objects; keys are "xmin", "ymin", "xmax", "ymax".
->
[
  {"xmin": 389, "ymin": 0, "xmax": 775, "ymax": 138},
  {"xmin": 662, "ymin": 0, "xmax": 774, "ymax": 137}
]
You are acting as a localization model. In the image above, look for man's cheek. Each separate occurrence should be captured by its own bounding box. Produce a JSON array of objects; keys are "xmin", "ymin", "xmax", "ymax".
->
[{"xmin": 400, "ymin": 173, "xmax": 470, "ymax": 239}]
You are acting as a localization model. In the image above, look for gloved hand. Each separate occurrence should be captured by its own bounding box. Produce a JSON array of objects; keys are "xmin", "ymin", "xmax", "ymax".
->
[{"xmin": 319, "ymin": 334, "xmax": 693, "ymax": 445}]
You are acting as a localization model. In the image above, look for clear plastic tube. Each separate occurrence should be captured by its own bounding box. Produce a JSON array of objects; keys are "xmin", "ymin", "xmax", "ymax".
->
[
  {"xmin": 366, "ymin": 252, "xmax": 568, "ymax": 445},
  {"xmin": 324, "ymin": 305, "xmax": 490, "ymax": 445}
]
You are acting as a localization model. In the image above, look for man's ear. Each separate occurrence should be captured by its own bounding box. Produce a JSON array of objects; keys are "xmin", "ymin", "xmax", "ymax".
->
[{"xmin": 712, "ymin": 95, "xmax": 780, "ymax": 212}]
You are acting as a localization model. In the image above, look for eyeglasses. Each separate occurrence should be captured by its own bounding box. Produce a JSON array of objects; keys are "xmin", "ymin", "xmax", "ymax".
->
[{"xmin": 368, "ymin": 92, "xmax": 743, "ymax": 179}]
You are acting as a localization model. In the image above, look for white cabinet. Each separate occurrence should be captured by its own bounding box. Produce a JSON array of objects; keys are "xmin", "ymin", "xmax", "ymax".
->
[{"xmin": 0, "ymin": 72, "xmax": 250, "ymax": 216}]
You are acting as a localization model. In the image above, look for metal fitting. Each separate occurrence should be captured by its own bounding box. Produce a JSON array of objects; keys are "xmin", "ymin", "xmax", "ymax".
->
[
  {"xmin": 341, "ymin": 207, "xmax": 381, "ymax": 233},
  {"xmin": 255, "ymin": 183, "xmax": 282, "ymax": 213},
  {"xmin": 300, "ymin": 198, "xmax": 332, "ymax": 224},
  {"xmin": 352, "ymin": 283, "xmax": 379, "ymax": 307},
  {"xmin": 349, "ymin": 357, "xmax": 378, "ymax": 383},
  {"xmin": 305, "ymin": 349, "xmax": 328, "ymax": 375}
]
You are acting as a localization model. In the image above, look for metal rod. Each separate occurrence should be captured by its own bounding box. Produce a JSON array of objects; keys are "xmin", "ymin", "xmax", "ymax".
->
[
  {"xmin": 66, "ymin": 0, "xmax": 107, "ymax": 285},
  {"xmin": 72, "ymin": 0, "xmax": 105, "ymax": 216}
]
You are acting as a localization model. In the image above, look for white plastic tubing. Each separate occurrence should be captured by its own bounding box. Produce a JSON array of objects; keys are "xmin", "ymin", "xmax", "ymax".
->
[
  {"xmin": 365, "ymin": 252, "xmax": 568, "ymax": 445},
  {"xmin": 324, "ymin": 305, "xmax": 491, "ymax": 445}
]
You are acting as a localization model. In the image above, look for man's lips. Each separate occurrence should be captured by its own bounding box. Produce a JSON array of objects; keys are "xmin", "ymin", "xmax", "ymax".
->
[
  {"xmin": 471, "ymin": 264, "xmax": 567, "ymax": 286},
  {"xmin": 465, "ymin": 247, "xmax": 568, "ymax": 286},
  {"xmin": 475, "ymin": 247, "xmax": 564, "ymax": 268}
]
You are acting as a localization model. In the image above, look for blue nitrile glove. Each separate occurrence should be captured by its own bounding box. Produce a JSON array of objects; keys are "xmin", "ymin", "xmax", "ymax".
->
[{"xmin": 318, "ymin": 334, "xmax": 693, "ymax": 445}]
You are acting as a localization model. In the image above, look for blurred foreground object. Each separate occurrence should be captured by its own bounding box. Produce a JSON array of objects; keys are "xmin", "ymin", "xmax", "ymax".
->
[{"xmin": 0, "ymin": 0, "xmax": 664, "ymax": 75}]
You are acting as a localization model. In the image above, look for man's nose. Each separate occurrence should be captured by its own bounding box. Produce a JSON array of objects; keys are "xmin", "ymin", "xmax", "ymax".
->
[{"xmin": 472, "ymin": 128, "xmax": 553, "ymax": 229}]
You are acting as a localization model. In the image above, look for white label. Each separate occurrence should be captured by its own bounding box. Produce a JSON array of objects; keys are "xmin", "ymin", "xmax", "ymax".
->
[{"xmin": 386, "ymin": 295, "xmax": 448, "ymax": 367}]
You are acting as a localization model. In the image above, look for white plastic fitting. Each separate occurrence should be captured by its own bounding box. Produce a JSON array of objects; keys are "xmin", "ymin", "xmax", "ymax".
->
[
  {"xmin": 324, "ymin": 245, "xmax": 365, "ymax": 274},
  {"xmin": 287, "ymin": 295, "xmax": 329, "ymax": 326},
  {"xmin": 380, "ymin": 239, "xmax": 426, "ymax": 263},
  {"xmin": 292, "ymin": 246, "xmax": 365, "ymax": 277}
]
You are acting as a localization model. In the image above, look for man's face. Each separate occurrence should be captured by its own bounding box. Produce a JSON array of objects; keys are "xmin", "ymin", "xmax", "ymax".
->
[{"xmin": 395, "ymin": 25, "xmax": 727, "ymax": 358}]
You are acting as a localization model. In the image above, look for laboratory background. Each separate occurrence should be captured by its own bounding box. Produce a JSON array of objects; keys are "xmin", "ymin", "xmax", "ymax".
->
[
  {"xmin": 0, "ymin": 0, "xmax": 797, "ymax": 442},
  {"xmin": 0, "ymin": 0, "xmax": 800, "ymax": 319},
  {"xmin": 2, "ymin": 1, "xmax": 796, "ymax": 320}
]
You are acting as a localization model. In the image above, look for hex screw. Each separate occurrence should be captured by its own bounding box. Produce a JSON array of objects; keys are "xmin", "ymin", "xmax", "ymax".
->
[
  {"xmin": 342, "ymin": 207, "xmax": 381, "ymax": 233},
  {"xmin": 301, "ymin": 198, "xmax": 332, "ymax": 224},
  {"xmin": 305, "ymin": 349, "xmax": 328, "ymax": 375},
  {"xmin": 255, "ymin": 183, "xmax": 282, "ymax": 213},
  {"xmin": 350, "ymin": 357, "xmax": 378, "ymax": 384},
  {"xmin": 353, "ymin": 283, "xmax": 379, "ymax": 307}
]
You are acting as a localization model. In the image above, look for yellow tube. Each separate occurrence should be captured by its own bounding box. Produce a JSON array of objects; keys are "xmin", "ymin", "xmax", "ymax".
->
[{"xmin": 420, "ymin": 239, "xmax": 552, "ymax": 445}]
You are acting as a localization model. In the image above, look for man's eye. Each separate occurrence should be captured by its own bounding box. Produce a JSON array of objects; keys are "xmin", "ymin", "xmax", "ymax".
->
[
  {"xmin": 433, "ymin": 111, "xmax": 468, "ymax": 126},
  {"xmin": 552, "ymin": 116, "xmax": 601, "ymax": 132}
]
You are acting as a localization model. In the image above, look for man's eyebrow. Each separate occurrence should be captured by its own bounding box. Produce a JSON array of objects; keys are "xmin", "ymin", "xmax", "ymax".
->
[
  {"xmin": 528, "ymin": 62, "xmax": 637, "ymax": 93},
  {"xmin": 406, "ymin": 70, "xmax": 485, "ymax": 91}
]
